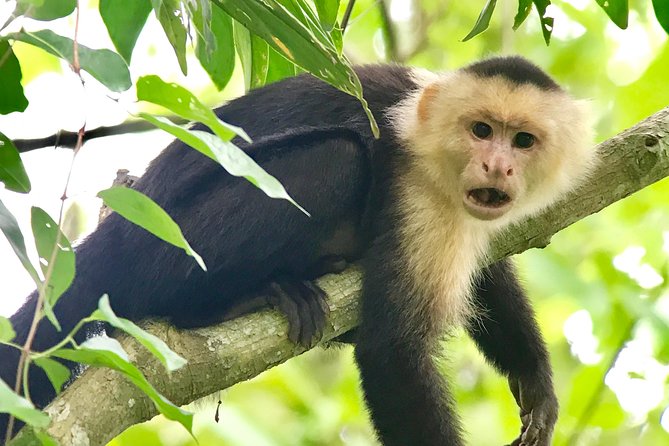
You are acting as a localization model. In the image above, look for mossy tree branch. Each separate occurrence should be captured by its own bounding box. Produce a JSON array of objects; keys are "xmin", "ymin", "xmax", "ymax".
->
[{"xmin": 10, "ymin": 107, "xmax": 669, "ymax": 446}]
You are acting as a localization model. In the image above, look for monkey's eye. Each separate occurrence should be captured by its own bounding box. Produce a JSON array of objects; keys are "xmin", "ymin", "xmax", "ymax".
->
[
  {"xmin": 514, "ymin": 132, "xmax": 535, "ymax": 149},
  {"xmin": 472, "ymin": 122, "xmax": 492, "ymax": 139}
]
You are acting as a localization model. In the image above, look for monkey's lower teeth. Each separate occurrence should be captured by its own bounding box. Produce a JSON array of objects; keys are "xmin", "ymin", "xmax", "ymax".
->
[{"xmin": 470, "ymin": 188, "xmax": 510, "ymax": 207}]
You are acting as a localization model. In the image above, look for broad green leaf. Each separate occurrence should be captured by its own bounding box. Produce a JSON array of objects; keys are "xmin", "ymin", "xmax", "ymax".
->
[
  {"xmin": 34, "ymin": 430, "xmax": 58, "ymax": 446},
  {"xmin": 186, "ymin": 0, "xmax": 214, "ymax": 49},
  {"xmin": 653, "ymin": 0, "xmax": 669, "ymax": 34},
  {"xmin": 0, "ymin": 316, "xmax": 15, "ymax": 343},
  {"xmin": 250, "ymin": 35, "xmax": 269, "ymax": 89},
  {"xmin": 8, "ymin": 29, "xmax": 131, "ymax": 92},
  {"xmin": 33, "ymin": 357, "xmax": 70, "ymax": 395},
  {"xmin": 211, "ymin": 0, "xmax": 378, "ymax": 136},
  {"xmin": 0, "ymin": 131, "xmax": 31, "ymax": 193},
  {"xmin": 463, "ymin": 0, "xmax": 498, "ymax": 41},
  {"xmin": 97, "ymin": 187, "xmax": 206, "ymax": 271},
  {"xmin": 0, "ymin": 377, "xmax": 50, "ymax": 428},
  {"xmin": 233, "ymin": 21, "xmax": 253, "ymax": 91},
  {"xmin": 15, "ymin": 0, "xmax": 75, "ymax": 21},
  {"xmin": 0, "ymin": 198, "xmax": 40, "ymax": 285},
  {"xmin": 91, "ymin": 295, "xmax": 187, "ymax": 371},
  {"xmin": 32, "ymin": 207, "xmax": 75, "ymax": 328},
  {"xmin": 151, "ymin": 0, "xmax": 188, "ymax": 75},
  {"xmin": 0, "ymin": 40, "xmax": 29, "ymax": 115},
  {"xmin": 535, "ymin": 0, "xmax": 553, "ymax": 44},
  {"xmin": 195, "ymin": 6, "xmax": 235, "ymax": 90},
  {"xmin": 138, "ymin": 114, "xmax": 309, "ymax": 216},
  {"xmin": 596, "ymin": 0, "xmax": 628, "ymax": 29},
  {"xmin": 136, "ymin": 75, "xmax": 251, "ymax": 143},
  {"xmin": 314, "ymin": 0, "xmax": 340, "ymax": 30},
  {"xmin": 53, "ymin": 337, "xmax": 194, "ymax": 434},
  {"xmin": 266, "ymin": 47, "xmax": 297, "ymax": 85},
  {"xmin": 99, "ymin": 0, "xmax": 152, "ymax": 63},
  {"xmin": 513, "ymin": 0, "xmax": 533, "ymax": 29}
]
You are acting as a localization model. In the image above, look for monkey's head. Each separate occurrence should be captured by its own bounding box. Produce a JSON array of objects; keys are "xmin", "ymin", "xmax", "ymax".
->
[{"xmin": 396, "ymin": 57, "xmax": 595, "ymax": 226}]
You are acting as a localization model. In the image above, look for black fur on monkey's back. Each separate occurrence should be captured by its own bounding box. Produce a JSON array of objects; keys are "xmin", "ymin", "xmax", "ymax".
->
[{"xmin": 1, "ymin": 59, "xmax": 560, "ymax": 445}]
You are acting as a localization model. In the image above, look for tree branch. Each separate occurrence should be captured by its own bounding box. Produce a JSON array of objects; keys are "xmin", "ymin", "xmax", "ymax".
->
[{"xmin": 10, "ymin": 107, "xmax": 669, "ymax": 445}]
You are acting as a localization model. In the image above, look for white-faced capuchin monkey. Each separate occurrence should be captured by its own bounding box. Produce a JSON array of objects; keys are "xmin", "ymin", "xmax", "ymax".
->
[{"xmin": 0, "ymin": 56, "xmax": 594, "ymax": 445}]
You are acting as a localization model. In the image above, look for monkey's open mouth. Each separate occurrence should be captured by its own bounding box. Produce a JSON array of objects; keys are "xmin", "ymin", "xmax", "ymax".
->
[{"xmin": 467, "ymin": 188, "xmax": 511, "ymax": 208}]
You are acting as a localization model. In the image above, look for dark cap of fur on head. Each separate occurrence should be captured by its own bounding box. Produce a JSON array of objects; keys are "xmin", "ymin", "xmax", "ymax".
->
[{"xmin": 464, "ymin": 56, "xmax": 561, "ymax": 91}]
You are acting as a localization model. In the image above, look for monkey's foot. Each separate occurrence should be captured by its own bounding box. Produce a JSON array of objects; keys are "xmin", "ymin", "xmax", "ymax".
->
[
  {"xmin": 506, "ymin": 375, "xmax": 558, "ymax": 446},
  {"xmin": 267, "ymin": 279, "xmax": 330, "ymax": 348}
]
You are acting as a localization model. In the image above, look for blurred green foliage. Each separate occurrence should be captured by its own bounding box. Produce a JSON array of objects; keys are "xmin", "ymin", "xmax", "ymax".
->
[{"xmin": 107, "ymin": 1, "xmax": 669, "ymax": 445}]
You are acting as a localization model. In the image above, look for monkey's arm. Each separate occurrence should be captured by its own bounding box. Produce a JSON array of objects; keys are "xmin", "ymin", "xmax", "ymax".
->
[
  {"xmin": 468, "ymin": 259, "xmax": 558, "ymax": 446},
  {"xmin": 354, "ymin": 240, "xmax": 464, "ymax": 446}
]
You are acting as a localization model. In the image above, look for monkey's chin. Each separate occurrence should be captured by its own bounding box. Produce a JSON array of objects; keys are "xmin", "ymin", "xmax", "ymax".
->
[{"xmin": 463, "ymin": 188, "xmax": 513, "ymax": 221}]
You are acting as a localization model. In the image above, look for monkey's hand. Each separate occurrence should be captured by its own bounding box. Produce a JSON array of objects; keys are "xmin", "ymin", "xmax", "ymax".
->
[
  {"xmin": 506, "ymin": 374, "xmax": 558, "ymax": 446},
  {"xmin": 266, "ymin": 279, "xmax": 330, "ymax": 349}
]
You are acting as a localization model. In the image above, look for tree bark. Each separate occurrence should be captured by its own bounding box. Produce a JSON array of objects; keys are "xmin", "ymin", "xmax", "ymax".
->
[{"xmin": 10, "ymin": 107, "xmax": 669, "ymax": 445}]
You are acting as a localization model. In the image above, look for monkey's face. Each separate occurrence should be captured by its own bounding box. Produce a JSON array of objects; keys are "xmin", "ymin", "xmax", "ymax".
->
[{"xmin": 396, "ymin": 70, "xmax": 595, "ymax": 225}]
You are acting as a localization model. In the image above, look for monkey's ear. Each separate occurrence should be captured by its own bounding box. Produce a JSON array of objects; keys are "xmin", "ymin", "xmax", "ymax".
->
[{"xmin": 417, "ymin": 82, "xmax": 440, "ymax": 123}]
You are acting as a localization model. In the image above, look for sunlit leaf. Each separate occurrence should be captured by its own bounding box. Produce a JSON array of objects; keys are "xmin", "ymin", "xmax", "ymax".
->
[
  {"xmin": 91, "ymin": 295, "xmax": 187, "ymax": 372},
  {"xmin": 138, "ymin": 114, "xmax": 309, "ymax": 216},
  {"xmin": 596, "ymin": 0, "xmax": 629, "ymax": 29},
  {"xmin": 34, "ymin": 357, "xmax": 70, "ymax": 395},
  {"xmin": 32, "ymin": 207, "xmax": 75, "ymax": 329},
  {"xmin": 136, "ymin": 75, "xmax": 251, "ymax": 142},
  {"xmin": 0, "ymin": 131, "xmax": 31, "ymax": 193},
  {"xmin": 250, "ymin": 35, "xmax": 269, "ymax": 89},
  {"xmin": 15, "ymin": 0, "xmax": 75, "ymax": 21},
  {"xmin": 314, "ymin": 0, "xmax": 340, "ymax": 30},
  {"xmin": 463, "ymin": 0, "xmax": 497, "ymax": 41},
  {"xmin": 99, "ymin": 0, "xmax": 152, "ymax": 63},
  {"xmin": 8, "ymin": 29, "xmax": 131, "ymax": 92},
  {"xmin": 0, "ymin": 198, "xmax": 40, "ymax": 285},
  {"xmin": 195, "ymin": 6, "xmax": 235, "ymax": 90},
  {"xmin": 266, "ymin": 46, "xmax": 297, "ymax": 85},
  {"xmin": 0, "ymin": 377, "xmax": 50, "ymax": 428},
  {"xmin": 151, "ymin": 0, "xmax": 188, "ymax": 74},
  {"xmin": 0, "ymin": 40, "xmax": 29, "ymax": 115},
  {"xmin": 53, "ymin": 337, "xmax": 194, "ymax": 434},
  {"xmin": 0, "ymin": 316, "xmax": 15, "ymax": 343},
  {"xmin": 653, "ymin": 0, "xmax": 669, "ymax": 34},
  {"xmin": 97, "ymin": 187, "xmax": 206, "ymax": 271},
  {"xmin": 211, "ymin": 0, "xmax": 378, "ymax": 136}
]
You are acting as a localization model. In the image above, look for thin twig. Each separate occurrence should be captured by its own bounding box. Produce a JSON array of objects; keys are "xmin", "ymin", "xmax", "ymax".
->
[
  {"xmin": 341, "ymin": 0, "xmax": 356, "ymax": 32},
  {"xmin": 377, "ymin": 0, "xmax": 398, "ymax": 61}
]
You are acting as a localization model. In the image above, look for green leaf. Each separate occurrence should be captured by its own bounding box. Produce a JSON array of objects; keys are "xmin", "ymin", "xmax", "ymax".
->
[
  {"xmin": 653, "ymin": 0, "xmax": 669, "ymax": 34},
  {"xmin": 250, "ymin": 35, "xmax": 269, "ymax": 89},
  {"xmin": 314, "ymin": 0, "xmax": 340, "ymax": 30},
  {"xmin": 266, "ymin": 47, "xmax": 297, "ymax": 85},
  {"xmin": 15, "ymin": 0, "xmax": 76, "ymax": 21},
  {"xmin": 32, "ymin": 207, "xmax": 75, "ymax": 328},
  {"xmin": 136, "ymin": 75, "xmax": 251, "ymax": 143},
  {"xmin": 463, "ymin": 0, "xmax": 498, "ymax": 41},
  {"xmin": 0, "ymin": 198, "xmax": 40, "ymax": 285},
  {"xmin": 99, "ymin": 0, "xmax": 152, "ymax": 63},
  {"xmin": 0, "ymin": 377, "xmax": 50, "ymax": 429},
  {"xmin": 211, "ymin": 0, "xmax": 378, "ymax": 136},
  {"xmin": 8, "ymin": 29, "xmax": 131, "ymax": 92},
  {"xmin": 233, "ymin": 21, "xmax": 253, "ymax": 91},
  {"xmin": 0, "ymin": 40, "xmax": 29, "ymax": 115},
  {"xmin": 97, "ymin": 187, "xmax": 206, "ymax": 271},
  {"xmin": 33, "ymin": 357, "xmax": 70, "ymax": 395},
  {"xmin": 0, "ymin": 63, "xmax": 25, "ymax": 115},
  {"xmin": 596, "ymin": 0, "xmax": 628, "ymax": 29},
  {"xmin": 53, "ymin": 337, "xmax": 194, "ymax": 434},
  {"xmin": 195, "ymin": 6, "xmax": 235, "ymax": 90},
  {"xmin": 0, "ymin": 316, "xmax": 15, "ymax": 343},
  {"xmin": 151, "ymin": 0, "xmax": 188, "ymax": 75},
  {"xmin": 34, "ymin": 430, "xmax": 58, "ymax": 446},
  {"xmin": 513, "ymin": 0, "xmax": 533, "ymax": 29},
  {"xmin": 91, "ymin": 295, "xmax": 187, "ymax": 372},
  {"xmin": 139, "ymin": 114, "xmax": 310, "ymax": 216},
  {"xmin": 0, "ymin": 131, "xmax": 31, "ymax": 193}
]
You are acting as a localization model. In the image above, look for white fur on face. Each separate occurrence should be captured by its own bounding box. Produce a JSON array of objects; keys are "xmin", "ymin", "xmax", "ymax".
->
[{"xmin": 387, "ymin": 67, "xmax": 595, "ymax": 327}]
